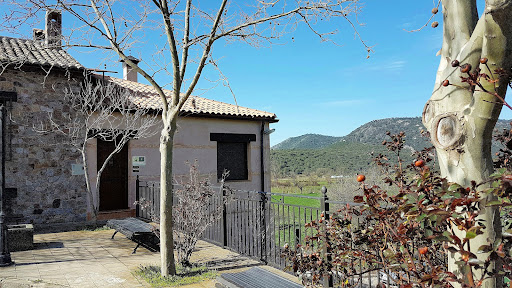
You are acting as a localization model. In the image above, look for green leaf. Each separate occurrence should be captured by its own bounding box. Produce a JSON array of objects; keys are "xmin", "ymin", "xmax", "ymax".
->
[
  {"xmin": 416, "ymin": 213, "xmax": 427, "ymax": 222},
  {"xmin": 383, "ymin": 249, "xmax": 395, "ymax": 259},
  {"xmin": 486, "ymin": 200, "xmax": 503, "ymax": 207},
  {"xmin": 489, "ymin": 168, "xmax": 506, "ymax": 178},
  {"xmin": 448, "ymin": 184, "xmax": 461, "ymax": 191},
  {"xmin": 477, "ymin": 245, "xmax": 493, "ymax": 253},
  {"xmin": 465, "ymin": 231, "xmax": 477, "ymax": 239}
]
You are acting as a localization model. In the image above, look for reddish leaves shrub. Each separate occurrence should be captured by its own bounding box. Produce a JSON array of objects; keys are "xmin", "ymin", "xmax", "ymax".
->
[{"xmin": 284, "ymin": 132, "xmax": 512, "ymax": 287}]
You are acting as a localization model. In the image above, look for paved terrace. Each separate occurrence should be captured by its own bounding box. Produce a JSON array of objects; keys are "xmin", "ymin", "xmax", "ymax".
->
[{"xmin": 0, "ymin": 229, "xmax": 300, "ymax": 288}]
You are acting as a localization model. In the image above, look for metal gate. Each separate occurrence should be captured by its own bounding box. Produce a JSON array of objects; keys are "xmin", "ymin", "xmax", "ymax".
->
[
  {"xmin": 137, "ymin": 177, "xmax": 345, "ymax": 268},
  {"xmin": 135, "ymin": 178, "xmax": 385, "ymax": 286}
]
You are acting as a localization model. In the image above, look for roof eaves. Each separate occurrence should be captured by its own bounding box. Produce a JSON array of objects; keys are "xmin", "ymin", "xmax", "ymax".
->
[{"xmin": 178, "ymin": 110, "xmax": 279, "ymax": 123}]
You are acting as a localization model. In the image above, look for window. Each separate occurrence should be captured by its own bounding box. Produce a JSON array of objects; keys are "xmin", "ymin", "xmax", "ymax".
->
[
  {"xmin": 210, "ymin": 133, "xmax": 256, "ymax": 181},
  {"xmin": 217, "ymin": 142, "xmax": 247, "ymax": 180}
]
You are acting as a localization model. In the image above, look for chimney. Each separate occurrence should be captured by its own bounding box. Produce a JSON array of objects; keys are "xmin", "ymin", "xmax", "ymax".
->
[
  {"xmin": 45, "ymin": 9, "xmax": 62, "ymax": 49},
  {"xmin": 121, "ymin": 56, "xmax": 140, "ymax": 82},
  {"xmin": 33, "ymin": 29, "xmax": 44, "ymax": 41}
]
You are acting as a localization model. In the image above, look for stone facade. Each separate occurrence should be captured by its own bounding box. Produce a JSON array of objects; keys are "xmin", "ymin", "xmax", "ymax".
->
[{"xmin": 0, "ymin": 66, "xmax": 87, "ymax": 225}]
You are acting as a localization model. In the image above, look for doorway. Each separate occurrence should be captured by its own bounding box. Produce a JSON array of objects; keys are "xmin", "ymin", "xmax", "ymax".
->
[{"xmin": 97, "ymin": 139, "xmax": 128, "ymax": 211}]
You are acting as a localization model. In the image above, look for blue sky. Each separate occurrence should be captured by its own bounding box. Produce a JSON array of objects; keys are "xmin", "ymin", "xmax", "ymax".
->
[
  {"xmin": 197, "ymin": 0, "xmax": 510, "ymax": 145},
  {"xmin": 5, "ymin": 1, "xmax": 512, "ymax": 146}
]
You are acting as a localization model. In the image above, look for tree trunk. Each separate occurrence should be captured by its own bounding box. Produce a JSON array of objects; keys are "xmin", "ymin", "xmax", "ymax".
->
[
  {"xmin": 422, "ymin": 1, "xmax": 512, "ymax": 286},
  {"xmin": 81, "ymin": 148, "xmax": 97, "ymax": 220},
  {"xmin": 160, "ymin": 118, "xmax": 177, "ymax": 277}
]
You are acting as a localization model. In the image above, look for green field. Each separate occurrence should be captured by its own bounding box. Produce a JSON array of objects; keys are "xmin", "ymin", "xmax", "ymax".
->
[{"xmin": 269, "ymin": 191, "xmax": 324, "ymax": 248}]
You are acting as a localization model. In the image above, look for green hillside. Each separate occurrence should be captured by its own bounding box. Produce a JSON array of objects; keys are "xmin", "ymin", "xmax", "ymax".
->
[
  {"xmin": 271, "ymin": 117, "xmax": 512, "ymax": 177},
  {"xmin": 271, "ymin": 142, "xmax": 389, "ymax": 176},
  {"xmin": 272, "ymin": 133, "xmax": 342, "ymax": 150},
  {"xmin": 341, "ymin": 117, "xmax": 430, "ymax": 151}
]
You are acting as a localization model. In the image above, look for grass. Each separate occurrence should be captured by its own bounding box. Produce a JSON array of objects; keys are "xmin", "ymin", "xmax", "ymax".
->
[
  {"xmin": 134, "ymin": 265, "xmax": 218, "ymax": 287},
  {"xmin": 269, "ymin": 192, "xmax": 324, "ymax": 248},
  {"xmin": 271, "ymin": 177, "xmax": 330, "ymax": 195},
  {"xmin": 80, "ymin": 225, "xmax": 111, "ymax": 232},
  {"xmin": 271, "ymin": 185, "xmax": 323, "ymax": 195},
  {"xmin": 270, "ymin": 192, "xmax": 321, "ymax": 207}
]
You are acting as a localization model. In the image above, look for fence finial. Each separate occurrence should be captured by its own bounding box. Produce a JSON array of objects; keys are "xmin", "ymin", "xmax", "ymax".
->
[{"xmin": 321, "ymin": 186, "xmax": 327, "ymax": 195}]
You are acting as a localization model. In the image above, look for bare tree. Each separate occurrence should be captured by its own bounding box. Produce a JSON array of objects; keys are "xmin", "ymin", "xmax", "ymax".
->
[
  {"xmin": 36, "ymin": 77, "xmax": 159, "ymax": 219},
  {"xmin": 139, "ymin": 161, "xmax": 230, "ymax": 268},
  {"xmin": 421, "ymin": 1, "xmax": 512, "ymax": 286},
  {"xmin": 3, "ymin": 0, "xmax": 370, "ymax": 276}
]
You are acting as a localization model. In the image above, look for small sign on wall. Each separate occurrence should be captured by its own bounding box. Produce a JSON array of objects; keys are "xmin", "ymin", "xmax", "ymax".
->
[
  {"xmin": 132, "ymin": 156, "xmax": 145, "ymax": 173},
  {"xmin": 132, "ymin": 156, "xmax": 146, "ymax": 166},
  {"xmin": 71, "ymin": 164, "xmax": 84, "ymax": 175}
]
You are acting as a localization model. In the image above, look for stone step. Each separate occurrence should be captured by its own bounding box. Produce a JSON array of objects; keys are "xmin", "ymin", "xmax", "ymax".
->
[{"xmin": 216, "ymin": 267, "xmax": 302, "ymax": 288}]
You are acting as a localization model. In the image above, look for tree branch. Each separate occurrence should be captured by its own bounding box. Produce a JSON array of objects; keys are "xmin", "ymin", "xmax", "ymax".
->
[
  {"xmin": 158, "ymin": 0, "xmax": 182, "ymax": 112},
  {"xmin": 179, "ymin": 0, "xmax": 192, "ymax": 82},
  {"xmin": 88, "ymin": 0, "xmax": 170, "ymax": 118},
  {"xmin": 179, "ymin": 0, "xmax": 228, "ymax": 110},
  {"xmin": 440, "ymin": 0, "xmax": 479, "ymax": 61}
]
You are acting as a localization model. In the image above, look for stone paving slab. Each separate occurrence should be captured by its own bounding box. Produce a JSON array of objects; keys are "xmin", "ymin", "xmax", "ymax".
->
[{"xmin": 0, "ymin": 229, "xmax": 301, "ymax": 288}]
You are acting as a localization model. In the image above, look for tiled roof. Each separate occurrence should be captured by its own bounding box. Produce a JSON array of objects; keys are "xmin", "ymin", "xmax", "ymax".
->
[
  {"xmin": 0, "ymin": 36, "xmax": 83, "ymax": 70},
  {"xmin": 106, "ymin": 76, "xmax": 278, "ymax": 122},
  {"xmin": 0, "ymin": 35, "xmax": 276, "ymax": 121}
]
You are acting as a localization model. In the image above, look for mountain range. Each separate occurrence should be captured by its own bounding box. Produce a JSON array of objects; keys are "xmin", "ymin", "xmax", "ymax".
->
[{"xmin": 270, "ymin": 117, "xmax": 511, "ymax": 176}]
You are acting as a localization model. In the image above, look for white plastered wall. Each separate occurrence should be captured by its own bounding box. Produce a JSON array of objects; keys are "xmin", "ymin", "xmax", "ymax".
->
[{"xmin": 86, "ymin": 116, "xmax": 273, "ymax": 213}]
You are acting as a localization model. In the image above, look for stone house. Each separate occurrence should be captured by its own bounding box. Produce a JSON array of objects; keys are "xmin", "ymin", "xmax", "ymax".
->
[{"xmin": 0, "ymin": 11, "xmax": 278, "ymax": 227}]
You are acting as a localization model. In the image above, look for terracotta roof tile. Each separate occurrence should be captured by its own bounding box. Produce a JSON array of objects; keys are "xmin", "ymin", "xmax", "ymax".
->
[
  {"xmin": 106, "ymin": 76, "xmax": 278, "ymax": 122},
  {"xmin": 0, "ymin": 36, "xmax": 83, "ymax": 70},
  {"xmin": 0, "ymin": 35, "xmax": 276, "ymax": 122}
]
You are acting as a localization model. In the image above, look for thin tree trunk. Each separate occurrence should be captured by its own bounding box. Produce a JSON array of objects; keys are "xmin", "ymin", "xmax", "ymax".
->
[
  {"xmin": 81, "ymin": 149, "xmax": 97, "ymax": 220},
  {"xmin": 160, "ymin": 119, "xmax": 177, "ymax": 277}
]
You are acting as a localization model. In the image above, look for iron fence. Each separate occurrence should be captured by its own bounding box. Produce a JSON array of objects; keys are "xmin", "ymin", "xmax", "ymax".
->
[{"xmin": 136, "ymin": 177, "xmax": 387, "ymax": 287}]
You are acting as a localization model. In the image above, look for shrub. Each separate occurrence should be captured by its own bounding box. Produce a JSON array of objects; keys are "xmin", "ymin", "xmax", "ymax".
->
[
  {"xmin": 172, "ymin": 161, "xmax": 230, "ymax": 267},
  {"xmin": 283, "ymin": 132, "xmax": 512, "ymax": 287},
  {"xmin": 138, "ymin": 160, "xmax": 231, "ymax": 267}
]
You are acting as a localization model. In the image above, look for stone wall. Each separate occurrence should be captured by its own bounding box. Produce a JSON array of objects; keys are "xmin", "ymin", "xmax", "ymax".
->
[{"xmin": 0, "ymin": 66, "xmax": 87, "ymax": 225}]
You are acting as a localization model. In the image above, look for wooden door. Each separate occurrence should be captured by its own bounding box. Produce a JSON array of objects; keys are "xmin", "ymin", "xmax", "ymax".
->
[{"xmin": 97, "ymin": 139, "xmax": 128, "ymax": 211}]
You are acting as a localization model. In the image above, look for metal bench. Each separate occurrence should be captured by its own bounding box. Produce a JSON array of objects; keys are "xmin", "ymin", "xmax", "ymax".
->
[{"xmin": 106, "ymin": 217, "xmax": 160, "ymax": 254}]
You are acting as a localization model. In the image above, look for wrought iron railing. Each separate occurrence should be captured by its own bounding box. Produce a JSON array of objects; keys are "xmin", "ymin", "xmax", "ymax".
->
[{"xmin": 136, "ymin": 177, "xmax": 388, "ymax": 287}]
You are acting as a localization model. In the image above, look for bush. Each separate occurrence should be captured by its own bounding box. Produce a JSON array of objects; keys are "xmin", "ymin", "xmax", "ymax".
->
[
  {"xmin": 138, "ymin": 160, "xmax": 230, "ymax": 267},
  {"xmin": 173, "ymin": 161, "xmax": 229, "ymax": 267},
  {"xmin": 283, "ymin": 132, "xmax": 512, "ymax": 287}
]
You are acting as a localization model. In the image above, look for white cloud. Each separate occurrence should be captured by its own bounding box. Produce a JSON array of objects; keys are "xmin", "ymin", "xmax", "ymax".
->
[
  {"xmin": 366, "ymin": 60, "xmax": 406, "ymax": 72},
  {"xmin": 341, "ymin": 59, "xmax": 407, "ymax": 75}
]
